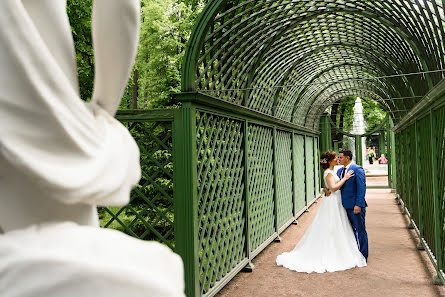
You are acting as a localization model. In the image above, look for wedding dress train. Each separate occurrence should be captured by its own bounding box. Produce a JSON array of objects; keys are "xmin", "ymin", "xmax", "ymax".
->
[{"xmin": 276, "ymin": 169, "xmax": 367, "ymax": 273}]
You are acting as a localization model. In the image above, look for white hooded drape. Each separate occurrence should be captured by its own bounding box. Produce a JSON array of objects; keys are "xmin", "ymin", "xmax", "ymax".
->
[{"xmin": 0, "ymin": 1, "xmax": 184, "ymax": 296}]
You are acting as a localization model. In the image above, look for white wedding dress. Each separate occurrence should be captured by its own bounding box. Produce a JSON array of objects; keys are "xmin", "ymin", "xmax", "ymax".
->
[
  {"xmin": 0, "ymin": 1, "xmax": 184, "ymax": 296},
  {"xmin": 276, "ymin": 169, "xmax": 367, "ymax": 273}
]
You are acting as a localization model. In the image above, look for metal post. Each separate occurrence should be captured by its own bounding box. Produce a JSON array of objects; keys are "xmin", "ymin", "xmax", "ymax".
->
[
  {"xmin": 415, "ymin": 121, "xmax": 424, "ymax": 238},
  {"xmin": 407, "ymin": 126, "xmax": 413, "ymax": 214},
  {"xmin": 315, "ymin": 137, "xmax": 321, "ymax": 195},
  {"xmin": 319, "ymin": 114, "xmax": 331, "ymax": 154},
  {"xmin": 243, "ymin": 120, "xmax": 254, "ymax": 271},
  {"xmin": 292, "ymin": 133, "xmax": 298, "ymax": 219},
  {"xmin": 386, "ymin": 118, "xmax": 400, "ymax": 188},
  {"xmin": 304, "ymin": 136, "xmax": 311, "ymax": 209},
  {"xmin": 173, "ymin": 103, "xmax": 200, "ymax": 297},
  {"xmin": 379, "ymin": 130, "xmax": 386, "ymax": 157},
  {"xmin": 387, "ymin": 119, "xmax": 393, "ymax": 188},
  {"xmin": 333, "ymin": 140, "xmax": 339, "ymax": 154},
  {"xmin": 303, "ymin": 136, "xmax": 308, "ymax": 207},
  {"xmin": 390, "ymin": 119, "xmax": 397, "ymax": 190},
  {"xmin": 273, "ymin": 127, "xmax": 281, "ymax": 241},
  {"xmin": 430, "ymin": 111, "xmax": 443, "ymax": 273}
]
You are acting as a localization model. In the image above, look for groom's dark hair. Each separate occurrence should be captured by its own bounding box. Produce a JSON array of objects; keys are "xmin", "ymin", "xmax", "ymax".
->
[{"xmin": 339, "ymin": 149, "xmax": 353, "ymax": 160}]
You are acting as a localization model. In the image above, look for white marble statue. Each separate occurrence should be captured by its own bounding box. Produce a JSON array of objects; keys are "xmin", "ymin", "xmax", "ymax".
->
[{"xmin": 0, "ymin": 0, "xmax": 184, "ymax": 296}]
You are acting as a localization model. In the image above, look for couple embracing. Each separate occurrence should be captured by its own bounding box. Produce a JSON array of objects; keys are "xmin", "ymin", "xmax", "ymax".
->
[{"xmin": 276, "ymin": 150, "xmax": 368, "ymax": 273}]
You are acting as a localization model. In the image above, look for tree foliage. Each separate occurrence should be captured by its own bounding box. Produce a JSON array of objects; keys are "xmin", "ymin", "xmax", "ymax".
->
[
  {"xmin": 67, "ymin": 0, "xmax": 94, "ymax": 101},
  {"xmin": 334, "ymin": 96, "xmax": 387, "ymax": 133},
  {"xmin": 129, "ymin": 0, "xmax": 204, "ymax": 109},
  {"xmin": 66, "ymin": 0, "xmax": 204, "ymax": 108}
]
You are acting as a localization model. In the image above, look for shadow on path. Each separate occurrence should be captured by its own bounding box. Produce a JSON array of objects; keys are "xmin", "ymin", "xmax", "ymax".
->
[{"xmin": 217, "ymin": 189, "xmax": 442, "ymax": 297}]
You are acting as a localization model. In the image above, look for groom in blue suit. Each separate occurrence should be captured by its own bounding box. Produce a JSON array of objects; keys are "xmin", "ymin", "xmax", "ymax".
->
[{"xmin": 337, "ymin": 149, "xmax": 368, "ymax": 261}]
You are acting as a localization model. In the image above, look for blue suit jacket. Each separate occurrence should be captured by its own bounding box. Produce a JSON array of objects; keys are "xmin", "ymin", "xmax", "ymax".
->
[{"xmin": 337, "ymin": 163, "xmax": 367, "ymax": 209}]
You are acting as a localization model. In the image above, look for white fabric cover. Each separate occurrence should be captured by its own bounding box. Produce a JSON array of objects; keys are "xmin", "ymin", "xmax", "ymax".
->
[
  {"xmin": 0, "ymin": 1, "xmax": 184, "ymax": 296},
  {"xmin": 0, "ymin": 0, "xmax": 141, "ymax": 232},
  {"xmin": 276, "ymin": 169, "xmax": 366, "ymax": 273},
  {"xmin": 0, "ymin": 223, "xmax": 184, "ymax": 297}
]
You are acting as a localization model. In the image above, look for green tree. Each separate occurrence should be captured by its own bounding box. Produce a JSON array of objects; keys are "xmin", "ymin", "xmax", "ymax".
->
[
  {"xmin": 127, "ymin": 0, "xmax": 203, "ymax": 109},
  {"xmin": 67, "ymin": 0, "xmax": 204, "ymax": 108},
  {"xmin": 67, "ymin": 0, "xmax": 94, "ymax": 101},
  {"xmin": 334, "ymin": 96, "xmax": 386, "ymax": 133}
]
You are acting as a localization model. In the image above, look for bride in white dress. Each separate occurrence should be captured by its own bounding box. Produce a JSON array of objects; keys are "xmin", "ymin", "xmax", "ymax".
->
[{"xmin": 276, "ymin": 151, "xmax": 367, "ymax": 273}]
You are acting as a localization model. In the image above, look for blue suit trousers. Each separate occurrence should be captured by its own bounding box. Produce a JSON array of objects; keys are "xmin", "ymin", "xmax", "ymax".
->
[{"xmin": 346, "ymin": 207, "xmax": 368, "ymax": 260}]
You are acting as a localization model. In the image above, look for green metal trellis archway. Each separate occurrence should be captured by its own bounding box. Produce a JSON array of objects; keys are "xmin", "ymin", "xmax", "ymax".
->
[
  {"xmin": 173, "ymin": 1, "xmax": 445, "ymax": 295},
  {"xmin": 99, "ymin": 1, "xmax": 445, "ymax": 297}
]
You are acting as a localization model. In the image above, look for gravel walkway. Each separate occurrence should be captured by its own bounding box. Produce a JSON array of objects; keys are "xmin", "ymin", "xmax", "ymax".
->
[{"xmin": 217, "ymin": 188, "xmax": 443, "ymax": 297}]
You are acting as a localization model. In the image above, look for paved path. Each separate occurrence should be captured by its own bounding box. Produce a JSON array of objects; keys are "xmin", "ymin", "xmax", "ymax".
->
[
  {"xmin": 217, "ymin": 189, "xmax": 443, "ymax": 297},
  {"xmin": 367, "ymin": 176, "xmax": 388, "ymax": 187}
]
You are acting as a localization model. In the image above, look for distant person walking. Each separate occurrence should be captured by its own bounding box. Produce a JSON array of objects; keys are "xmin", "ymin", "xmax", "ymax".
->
[
  {"xmin": 378, "ymin": 154, "xmax": 387, "ymax": 164},
  {"xmin": 367, "ymin": 147, "xmax": 376, "ymax": 165}
]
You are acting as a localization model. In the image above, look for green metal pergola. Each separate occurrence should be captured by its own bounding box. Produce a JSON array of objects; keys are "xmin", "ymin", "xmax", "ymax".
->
[{"xmin": 101, "ymin": 1, "xmax": 445, "ymax": 296}]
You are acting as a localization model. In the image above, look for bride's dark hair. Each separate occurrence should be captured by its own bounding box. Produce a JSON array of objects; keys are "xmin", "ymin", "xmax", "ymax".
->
[{"xmin": 320, "ymin": 151, "xmax": 336, "ymax": 170}]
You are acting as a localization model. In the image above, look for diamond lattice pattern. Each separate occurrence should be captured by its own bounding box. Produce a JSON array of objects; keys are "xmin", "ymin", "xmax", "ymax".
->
[{"xmin": 196, "ymin": 111, "xmax": 246, "ymax": 294}]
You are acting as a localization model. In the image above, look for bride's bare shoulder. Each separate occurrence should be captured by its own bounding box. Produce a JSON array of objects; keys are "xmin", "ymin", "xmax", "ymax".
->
[{"xmin": 324, "ymin": 169, "xmax": 334, "ymax": 177}]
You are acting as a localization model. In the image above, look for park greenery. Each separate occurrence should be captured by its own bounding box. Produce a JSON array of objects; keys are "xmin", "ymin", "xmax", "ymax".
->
[
  {"xmin": 330, "ymin": 96, "xmax": 387, "ymax": 149},
  {"xmin": 67, "ymin": 0, "xmax": 205, "ymax": 108}
]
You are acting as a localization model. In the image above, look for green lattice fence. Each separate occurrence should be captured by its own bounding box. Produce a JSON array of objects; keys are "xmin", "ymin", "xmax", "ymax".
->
[
  {"xmin": 314, "ymin": 137, "xmax": 320, "ymax": 197},
  {"xmin": 305, "ymin": 136, "xmax": 315, "ymax": 205},
  {"xmin": 418, "ymin": 115, "xmax": 435, "ymax": 253},
  {"xmin": 408, "ymin": 124, "xmax": 418, "ymax": 222},
  {"xmin": 195, "ymin": 111, "xmax": 246, "ymax": 294},
  {"xmin": 395, "ymin": 133, "xmax": 402, "ymax": 196},
  {"xmin": 293, "ymin": 134, "xmax": 307, "ymax": 214},
  {"xmin": 435, "ymin": 105, "xmax": 445, "ymax": 270},
  {"xmin": 173, "ymin": 99, "xmax": 322, "ymax": 297},
  {"xmin": 276, "ymin": 130, "xmax": 294, "ymax": 230},
  {"xmin": 394, "ymin": 82, "xmax": 445, "ymax": 284},
  {"xmin": 414, "ymin": 121, "xmax": 423, "ymax": 235},
  {"xmin": 101, "ymin": 103, "xmax": 322, "ymax": 297},
  {"xmin": 400, "ymin": 130, "xmax": 410, "ymax": 215},
  {"xmin": 248, "ymin": 124, "xmax": 275, "ymax": 252},
  {"xmin": 99, "ymin": 110, "xmax": 175, "ymax": 249}
]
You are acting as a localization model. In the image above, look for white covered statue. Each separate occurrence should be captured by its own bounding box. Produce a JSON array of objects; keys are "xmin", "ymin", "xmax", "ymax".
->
[{"xmin": 0, "ymin": 0, "xmax": 184, "ymax": 296}]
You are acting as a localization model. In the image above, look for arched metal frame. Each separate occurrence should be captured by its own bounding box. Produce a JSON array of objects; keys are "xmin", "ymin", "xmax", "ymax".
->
[
  {"xmin": 176, "ymin": 2, "xmax": 445, "ymax": 296},
  {"xmin": 182, "ymin": 0, "xmax": 445, "ymax": 127}
]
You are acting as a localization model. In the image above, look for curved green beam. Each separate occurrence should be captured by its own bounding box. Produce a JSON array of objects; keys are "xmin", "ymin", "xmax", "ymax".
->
[
  {"xmin": 242, "ymin": 10, "xmax": 432, "ymax": 106},
  {"xmin": 250, "ymin": 20, "xmax": 422, "ymax": 96},
  {"xmin": 299, "ymin": 79, "xmax": 395, "ymax": 126},
  {"xmin": 299, "ymin": 75, "xmax": 406, "ymax": 124},
  {"xmin": 285, "ymin": 59, "xmax": 404, "ymax": 121},
  {"xmin": 271, "ymin": 47, "xmax": 413, "ymax": 121},
  {"xmin": 183, "ymin": 4, "xmax": 433, "ymax": 92},
  {"xmin": 235, "ymin": 7, "xmax": 433, "ymax": 96},
  {"xmin": 310, "ymin": 88, "xmax": 395, "ymax": 121},
  {"xmin": 297, "ymin": 80, "xmax": 396, "ymax": 127},
  {"xmin": 306, "ymin": 89, "xmax": 398, "ymax": 130},
  {"xmin": 288, "ymin": 67, "xmax": 399, "ymax": 123},
  {"xmin": 287, "ymin": 52, "xmax": 414, "ymax": 123},
  {"xmin": 269, "ymin": 43, "xmax": 413, "ymax": 116},
  {"xmin": 181, "ymin": 0, "xmax": 226, "ymax": 92},
  {"xmin": 310, "ymin": 88, "xmax": 396, "ymax": 122}
]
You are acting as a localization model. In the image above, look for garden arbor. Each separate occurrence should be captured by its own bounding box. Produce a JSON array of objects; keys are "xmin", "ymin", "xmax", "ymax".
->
[{"xmin": 103, "ymin": 1, "xmax": 445, "ymax": 297}]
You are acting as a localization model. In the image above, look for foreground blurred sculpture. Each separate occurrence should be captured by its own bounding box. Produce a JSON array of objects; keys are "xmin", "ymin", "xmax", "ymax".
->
[{"xmin": 0, "ymin": 0, "xmax": 184, "ymax": 296}]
